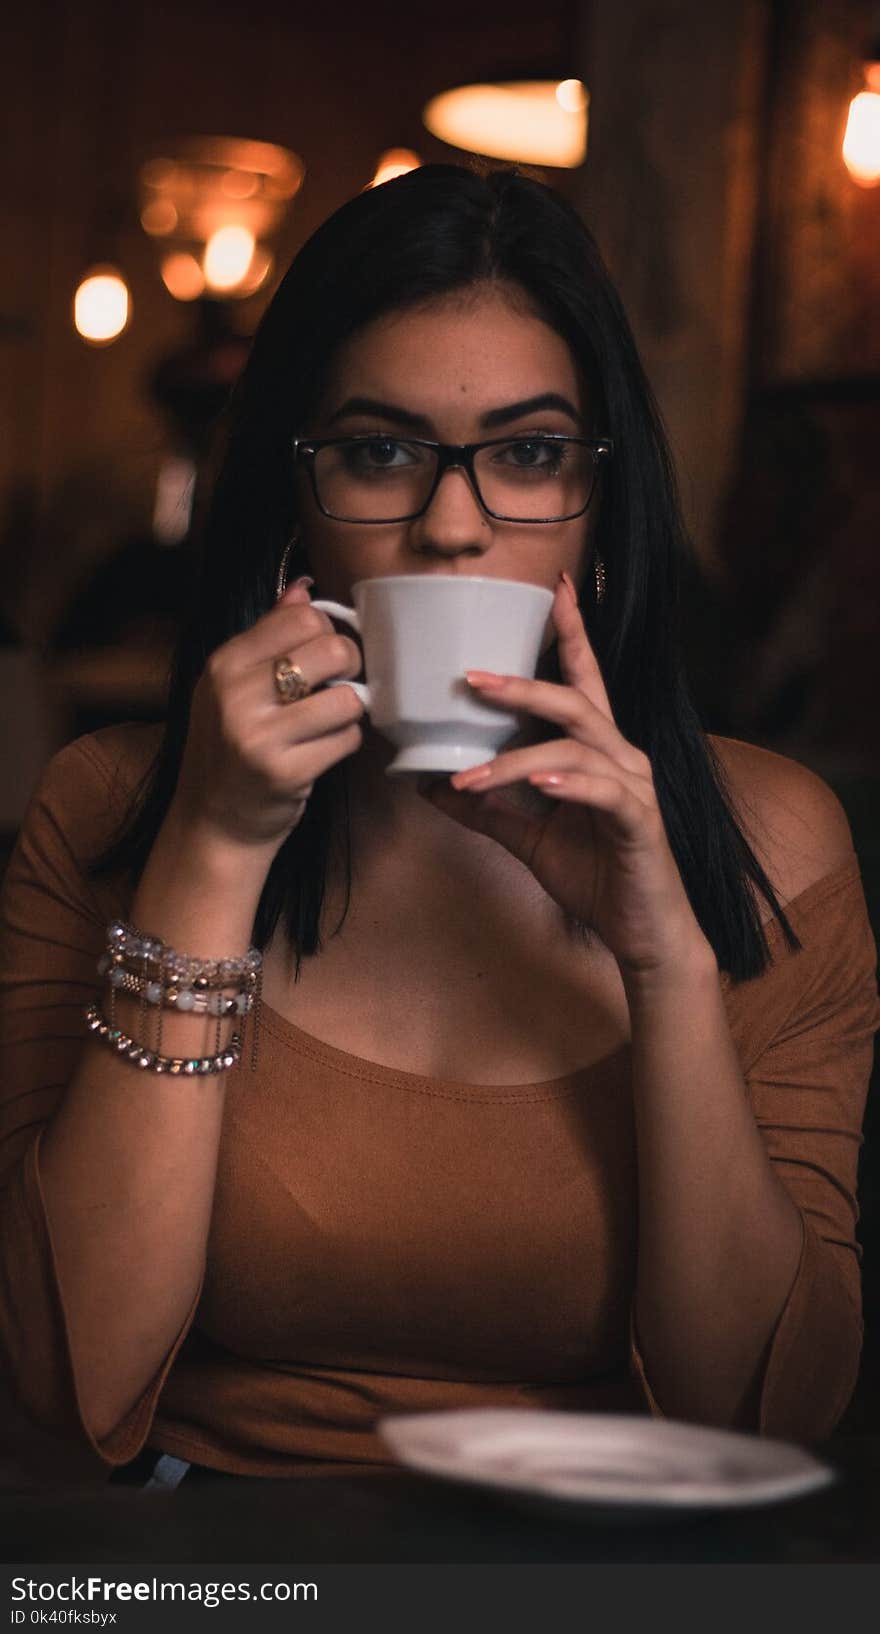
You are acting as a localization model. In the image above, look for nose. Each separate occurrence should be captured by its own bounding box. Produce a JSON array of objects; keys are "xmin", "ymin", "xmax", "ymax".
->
[{"xmin": 408, "ymin": 462, "xmax": 491, "ymax": 558}]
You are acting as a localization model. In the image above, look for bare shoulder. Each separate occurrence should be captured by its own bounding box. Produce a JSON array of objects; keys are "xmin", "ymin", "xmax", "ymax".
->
[{"xmin": 707, "ymin": 734, "xmax": 856, "ymax": 913}]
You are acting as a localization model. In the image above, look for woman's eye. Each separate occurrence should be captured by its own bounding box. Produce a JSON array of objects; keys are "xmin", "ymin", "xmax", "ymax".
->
[
  {"xmin": 365, "ymin": 437, "xmax": 403, "ymax": 466},
  {"xmin": 497, "ymin": 439, "xmax": 565, "ymax": 471},
  {"xmin": 344, "ymin": 437, "xmax": 415, "ymax": 471}
]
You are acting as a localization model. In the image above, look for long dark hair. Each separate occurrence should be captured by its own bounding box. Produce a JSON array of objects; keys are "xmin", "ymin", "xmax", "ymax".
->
[{"xmin": 95, "ymin": 163, "xmax": 798, "ymax": 981}]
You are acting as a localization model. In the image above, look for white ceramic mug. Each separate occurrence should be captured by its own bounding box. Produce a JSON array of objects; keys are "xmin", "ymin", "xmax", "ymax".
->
[{"xmin": 310, "ymin": 574, "xmax": 555, "ymax": 775}]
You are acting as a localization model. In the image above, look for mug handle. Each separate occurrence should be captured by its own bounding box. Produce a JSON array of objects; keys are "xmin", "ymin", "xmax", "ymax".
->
[{"xmin": 310, "ymin": 598, "xmax": 371, "ymax": 709}]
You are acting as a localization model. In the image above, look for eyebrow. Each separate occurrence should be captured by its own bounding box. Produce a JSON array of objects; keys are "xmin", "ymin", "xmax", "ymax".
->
[{"xmin": 326, "ymin": 392, "xmax": 582, "ymax": 433}]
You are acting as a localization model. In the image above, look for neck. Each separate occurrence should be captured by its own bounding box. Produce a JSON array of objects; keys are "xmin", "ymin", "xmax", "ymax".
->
[
  {"xmin": 343, "ymin": 718, "xmax": 552, "ymax": 870},
  {"xmin": 344, "ymin": 726, "xmax": 456, "ymax": 855}
]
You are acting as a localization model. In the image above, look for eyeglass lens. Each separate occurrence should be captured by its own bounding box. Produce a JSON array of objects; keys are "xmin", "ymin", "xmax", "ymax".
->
[{"xmin": 312, "ymin": 437, "xmax": 596, "ymax": 521}]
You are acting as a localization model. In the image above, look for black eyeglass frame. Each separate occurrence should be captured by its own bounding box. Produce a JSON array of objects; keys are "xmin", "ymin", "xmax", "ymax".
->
[{"xmin": 292, "ymin": 433, "xmax": 614, "ymax": 524}]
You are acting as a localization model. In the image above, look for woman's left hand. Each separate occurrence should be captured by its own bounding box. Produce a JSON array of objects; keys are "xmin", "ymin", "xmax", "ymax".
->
[{"xmin": 420, "ymin": 573, "xmax": 713, "ymax": 980}]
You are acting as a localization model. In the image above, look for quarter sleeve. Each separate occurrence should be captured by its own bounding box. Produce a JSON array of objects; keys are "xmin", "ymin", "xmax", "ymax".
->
[
  {"xmin": 0, "ymin": 726, "xmax": 195, "ymax": 1472},
  {"xmin": 630, "ymin": 860, "xmax": 880, "ymax": 1440}
]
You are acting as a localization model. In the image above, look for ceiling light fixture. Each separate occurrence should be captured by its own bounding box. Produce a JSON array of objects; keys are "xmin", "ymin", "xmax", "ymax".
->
[
  {"xmin": 367, "ymin": 148, "xmax": 423, "ymax": 187},
  {"xmin": 139, "ymin": 136, "xmax": 304, "ymax": 301},
  {"xmin": 843, "ymin": 56, "xmax": 880, "ymax": 185},
  {"xmin": 422, "ymin": 78, "xmax": 588, "ymax": 168},
  {"xmin": 72, "ymin": 265, "xmax": 131, "ymax": 345}
]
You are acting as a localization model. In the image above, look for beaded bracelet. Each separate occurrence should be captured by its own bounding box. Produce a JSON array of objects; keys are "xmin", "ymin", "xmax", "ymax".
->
[
  {"xmin": 106, "ymin": 965, "xmax": 254, "ymax": 1016},
  {"xmin": 95, "ymin": 920, "xmax": 263, "ymax": 1070},
  {"xmin": 104, "ymin": 920, "xmax": 262, "ymax": 987},
  {"xmin": 85, "ymin": 1003, "xmax": 242, "ymax": 1075}
]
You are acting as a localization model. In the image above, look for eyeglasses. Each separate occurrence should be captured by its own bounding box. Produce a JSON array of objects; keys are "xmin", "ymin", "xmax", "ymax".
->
[{"xmin": 292, "ymin": 433, "xmax": 614, "ymax": 524}]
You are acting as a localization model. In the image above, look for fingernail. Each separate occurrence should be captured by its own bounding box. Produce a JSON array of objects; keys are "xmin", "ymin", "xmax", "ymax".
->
[
  {"xmin": 281, "ymin": 575, "xmax": 314, "ymax": 603},
  {"xmin": 452, "ymin": 765, "xmax": 493, "ymax": 787},
  {"xmin": 465, "ymin": 670, "xmax": 504, "ymax": 689},
  {"xmin": 560, "ymin": 571, "xmax": 578, "ymax": 600}
]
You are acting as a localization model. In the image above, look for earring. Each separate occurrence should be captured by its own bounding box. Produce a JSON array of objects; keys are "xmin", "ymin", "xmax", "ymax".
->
[
  {"xmin": 275, "ymin": 532, "xmax": 306, "ymax": 602},
  {"xmin": 594, "ymin": 551, "xmax": 606, "ymax": 605}
]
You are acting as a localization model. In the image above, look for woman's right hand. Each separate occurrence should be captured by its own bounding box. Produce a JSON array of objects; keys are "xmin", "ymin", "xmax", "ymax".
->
[{"xmin": 172, "ymin": 578, "xmax": 366, "ymax": 851}]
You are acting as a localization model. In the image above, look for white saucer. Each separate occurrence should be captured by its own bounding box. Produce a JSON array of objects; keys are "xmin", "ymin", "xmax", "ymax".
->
[{"xmin": 377, "ymin": 1409, "xmax": 835, "ymax": 1522}]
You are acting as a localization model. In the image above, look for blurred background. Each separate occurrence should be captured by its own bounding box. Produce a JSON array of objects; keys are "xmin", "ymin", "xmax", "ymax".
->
[{"xmin": 1, "ymin": 0, "xmax": 878, "ymax": 1422}]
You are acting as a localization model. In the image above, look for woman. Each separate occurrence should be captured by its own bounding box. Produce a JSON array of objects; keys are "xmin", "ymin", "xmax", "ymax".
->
[{"xmin": 1, "ymin": 165, "xmax": 877, "ymax": 1481}]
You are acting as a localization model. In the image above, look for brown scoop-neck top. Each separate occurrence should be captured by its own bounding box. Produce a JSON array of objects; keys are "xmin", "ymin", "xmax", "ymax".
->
[{"xmin": 1, "ymin": 725, "xmax": 878, "ymax": 1478}]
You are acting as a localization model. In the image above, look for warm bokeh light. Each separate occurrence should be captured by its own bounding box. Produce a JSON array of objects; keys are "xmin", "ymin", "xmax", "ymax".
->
[
  {"xmin": 368, "ymin": 148, "xmax": 423, "ymax": 187},
  {"xmin": 139, "ymin": 136, "xmax": 304, "ymax": 301},
  {"xmin": 140, "ymin": 198, "xmax": 179, "ymax": 236},
  {"xmin": 423, "ymin": 80, "xmax": 588, "ymax": 168},
  {"xmin": 160, "ymin": 251, "xmax": 205, "ymax": 301},
  {"xmin": 73, "ymin": 267, "xmax": 131, "ymax": 344},
  {"xmin": 555, "ymin": 78, "xmax": 587, "ymax": 114},
  {"xmin": 842, "ymin": 84, "xmax": 880, "ymax": 185},
  {"xmin": 234, "ymin": 244, "xmax": 274, "ymax": 295},
  {"xmin": 203, "ymin": 225, "xmax": 255, "ymax": 290}
]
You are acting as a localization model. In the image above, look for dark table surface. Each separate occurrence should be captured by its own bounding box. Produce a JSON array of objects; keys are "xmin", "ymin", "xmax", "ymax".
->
[{"xmin": 3, "ymin": 1435, "xmax": 880, "ymax": 1565}]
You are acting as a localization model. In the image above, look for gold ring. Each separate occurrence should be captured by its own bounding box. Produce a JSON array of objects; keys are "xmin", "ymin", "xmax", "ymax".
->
[{"xmin": 273, "ymin": 656, "xmax": 312, "ymax": 704}]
